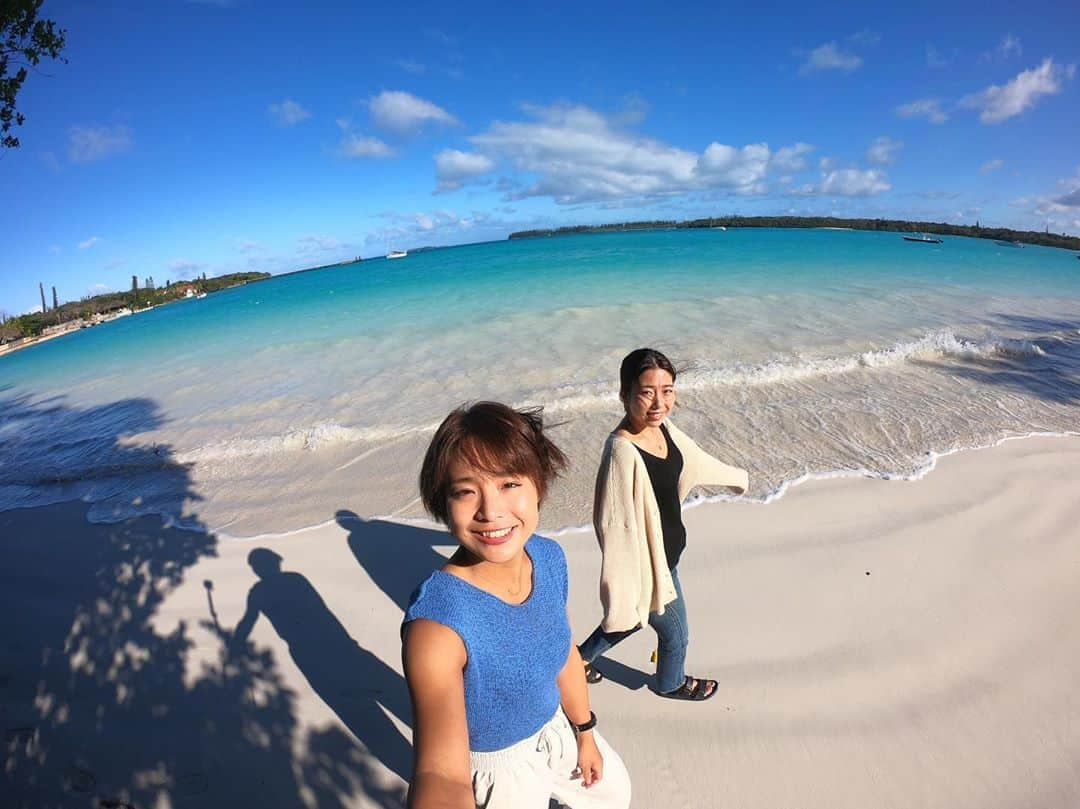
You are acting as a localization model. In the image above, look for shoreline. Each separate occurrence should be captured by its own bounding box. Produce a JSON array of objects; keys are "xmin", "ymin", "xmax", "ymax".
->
[
  {"xmin": 10, "ymin": 428, "xmax": 1077, "ymax": 542},
  {"xmin": 3, "ymin": 433, "xmax": 1079, "ymax": 807}
]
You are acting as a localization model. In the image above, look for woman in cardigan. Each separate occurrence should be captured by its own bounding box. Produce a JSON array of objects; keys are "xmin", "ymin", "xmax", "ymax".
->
[{"xmin": 577, "ymin": 348, "xmax": 748, "ymax": 701}]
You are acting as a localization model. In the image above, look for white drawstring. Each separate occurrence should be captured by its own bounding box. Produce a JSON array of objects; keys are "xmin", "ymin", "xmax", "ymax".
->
[{"xmin": 534, "ymin": 718, "xmax": 566, "ymax": 769}]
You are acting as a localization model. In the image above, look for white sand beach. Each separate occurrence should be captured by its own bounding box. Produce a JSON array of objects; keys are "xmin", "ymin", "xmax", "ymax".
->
[{"xmin": 3, "ymin": 435, "xmax": 1080, "ymax": 808}]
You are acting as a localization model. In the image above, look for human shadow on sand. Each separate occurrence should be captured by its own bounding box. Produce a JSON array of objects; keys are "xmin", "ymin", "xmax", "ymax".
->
[
  {"xmin": 587, "ymin": 657, "xmax": 652, "ymax": 692},
  {"xmin": 0, "ymin": 391, "xmax": 406, "ymax": 808},
  {"xmin": 231, "ymin": 548, "xmax": 413, "ymax": 782},
  {"xmin": 336, "ymin": 509, "xmax": 452, "ymax": 614}
]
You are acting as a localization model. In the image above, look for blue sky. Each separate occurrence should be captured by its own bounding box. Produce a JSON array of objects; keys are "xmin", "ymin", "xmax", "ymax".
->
[{"xmin": 2, "ymin": 0, "xmax": 1078, "ymax": 315}]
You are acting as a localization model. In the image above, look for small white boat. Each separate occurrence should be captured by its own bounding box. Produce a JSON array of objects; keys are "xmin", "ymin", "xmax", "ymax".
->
[
  {"xmin": 903, "ymin": 233, "xmax": 943, "ymax": 244},
  {"xmin": 196, "ymin": 292, "xmax": 207, "ymax": 299},
  {"xmin": 387, "ymin": 249, "xmax": 407, "ymax": 259}
]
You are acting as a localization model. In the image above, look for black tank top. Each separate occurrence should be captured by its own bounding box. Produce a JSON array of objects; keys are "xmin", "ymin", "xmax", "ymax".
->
[{"xmin": 634, "ymin": 423, "xmax": 687, "ymax": 570}]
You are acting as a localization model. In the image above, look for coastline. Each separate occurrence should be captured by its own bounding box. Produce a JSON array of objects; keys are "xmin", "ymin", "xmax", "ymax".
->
[
  {"xmin": 0, "ymin": 307, "xmax": 136, "ymax": 358},
  {"xmin": 3, "ymin": 434, "xmax": 1080, "ymax": 807}
]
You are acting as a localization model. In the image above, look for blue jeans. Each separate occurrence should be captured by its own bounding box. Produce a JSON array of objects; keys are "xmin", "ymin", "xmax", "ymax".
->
[{"xmin": 578, "ymin": 568, "xmax": 689, "ymax": 694}]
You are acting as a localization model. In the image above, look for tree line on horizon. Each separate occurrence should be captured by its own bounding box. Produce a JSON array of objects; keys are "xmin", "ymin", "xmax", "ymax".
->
[
  {"xmin": 508, "ymin": 216, "xmax": 1080, "ymax": 251},
  {"xmin": 1, "ymin": 272, "xmax": 270, "ymax": 343}
]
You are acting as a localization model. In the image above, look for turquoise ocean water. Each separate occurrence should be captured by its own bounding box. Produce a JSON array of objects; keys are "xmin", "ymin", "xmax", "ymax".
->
[{"xmin": 2, "ymin": 228, "xmax": 1079, "ymax": 536}]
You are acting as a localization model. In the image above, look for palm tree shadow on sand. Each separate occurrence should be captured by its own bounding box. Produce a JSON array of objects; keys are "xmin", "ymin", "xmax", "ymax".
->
[{"xmin": 0, "ymin": 391, "xmax": 406, "ymax": 808}]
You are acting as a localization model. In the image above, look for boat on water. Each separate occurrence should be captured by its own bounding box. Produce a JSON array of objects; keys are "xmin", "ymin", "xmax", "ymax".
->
[
  {"xmin": 994, "ymin": 239, "xmax": 1024, "ymax": 248},
  {"xmin": 196, "ymin": 292, "xmax": 207, "ymax": 299},
  {"xmin": 903, "ymin": 233, "xmax": 943, "ymax": 244},
  {"xmin": 386, "ymin": 249, "xmax": 407, "ymax": 260}
]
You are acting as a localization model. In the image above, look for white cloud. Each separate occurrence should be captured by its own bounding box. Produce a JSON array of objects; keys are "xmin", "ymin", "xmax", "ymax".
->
[
  {"xmin": 697, "ymin": 142, "xmax": 772, "ymax": 193},
  {"xmin": 235, "ymin": 239, "xmax": 265, "ymax": 253},
  {"xmin": 1043, "ymin": 169, "xmax": 1080, "ymax": 211},
  {"xmin": 68, "ymin": 125, "xmax": 132, "ymax": 163},
  {"xmin": 866, "ymin": 136, "xmax": 903, "ymax": 165},
  {"xmin": 771, "ymin": 142, "xmax": 815, "ymax": 171},
  {"xmin": 40, "ymin": 151, "xmax": 61, "ymax": 172},
  {"xmin": 369, "ymin": 90, "xmax": 457, "ymax": 133},
  {"xmin": 394, "ymin": 59, "xmax": 425, "ymax": 74},
  {"xmin": 820, "ymin": 169, "xmax": 891, "ymax": 196},
  {"xmin": 959, "ymin": 58, "xmax": 1074, "ymax": 124},
  {"xmin": 982, "ymin": 34, "xmax": 1023, "ymax": 63},
  {"xmin": 819, "ymin": 156, "xmax": 836, "ymax": 170},
  {"xmin": 895, "ymin": 98, "xmax": 948, "ymax": 124},
  {"xmin": 925, "ymin": 44, "xmax": 947, "ymax": 69},
  {"xmin": 466, "ymin": 103, "xmax": 809, "ymax": 204},
  {"xmin": 435, "ymin": 149, "xmax": 496, "ymax": 192},
  {"xmin": 470, "ymin": 104, "xmax": 695, "ymax": 203},
  {"xmin": 611, "ymin": 93, "xmax": 651, "ymax": 126},
  {"xmin": 78, "ymin": 236, "xmax": 102, "ymax": 249},
  {"xmin": 799, "ymin": 42, "xmax": 862, "ymax": 76},
  {"xmin": 168, "ymin": 260, "xmax": 207, "ymax": 278},
  {"xmin": 369, "ymin": 208, "xmax": 509, "ymax": 248},
  {"xmin": 424, "ymin": 29, "xmax": 456, "ymax": 46},
  {"xmin": 999, "ymin": 35, "xmax": 1022, "ymax": 59},
  {"xmin": 980, "ymin": 158, "xmax": 1004, "ymax": 174},
  {"xmin": 1053, "ymin": 188, "xmax": 1080, "ymax": 208},
  {"xmin": 849, "ymin": 29, "xmax": 880, "ymax": 47},
  {"xmin": 268, "ymin": 99, "xmax": 310, "ymax": 126},
  {"xmin": 339, "ymin": 134, "xmax": 393, "ymax": 159},
  {"xmin": 1008, "ymin": 169, "xmax": 1080, "ymax": 228},
  {"xmin": 297, "ymin": 235, "xmax": 344, "ymax": 253}
]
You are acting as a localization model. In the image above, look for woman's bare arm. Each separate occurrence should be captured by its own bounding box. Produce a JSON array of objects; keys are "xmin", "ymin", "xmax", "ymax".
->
[
  {"xmin": 403, "ymin": 619, "xmax": 473, "ymax": 809},
  {"xmin": 556, "ymin": 622, "xmax": 603, "ymax": 787}
]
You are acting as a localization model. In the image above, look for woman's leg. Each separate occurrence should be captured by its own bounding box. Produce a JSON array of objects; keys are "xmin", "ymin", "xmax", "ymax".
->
[
  {"xmin": 647, "ymin": 568, "xmax": 690, "ymax": 694},
  {"xmin": 577, "ymin": 623, "xmax": 640, "ymax": 665}
]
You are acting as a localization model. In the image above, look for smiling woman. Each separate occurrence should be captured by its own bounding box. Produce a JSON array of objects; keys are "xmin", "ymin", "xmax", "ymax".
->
[{"xmin": 402, "ymin": 401, "xmax": 631, "ymax": 809}]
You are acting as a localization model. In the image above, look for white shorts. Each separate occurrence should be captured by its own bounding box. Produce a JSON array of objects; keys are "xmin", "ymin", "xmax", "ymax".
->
[{"xmin": 469, "ymin": 710, "xmax": 632, "ymax": 809}]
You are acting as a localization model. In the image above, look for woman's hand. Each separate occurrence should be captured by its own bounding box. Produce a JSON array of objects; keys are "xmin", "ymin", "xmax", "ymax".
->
[{"xmin": 573, "ymin": 731, "xmax": 604, "ymax": 788}]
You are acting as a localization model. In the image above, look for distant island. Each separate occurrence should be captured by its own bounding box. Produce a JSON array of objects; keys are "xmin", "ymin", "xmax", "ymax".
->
[
  {"xmin": 1, "ymin": 271, "xmax": 271, "ymax": 354},
  {"xmin": 508, "ymin": 216, "xmax": 1080, "ymax": 251}
]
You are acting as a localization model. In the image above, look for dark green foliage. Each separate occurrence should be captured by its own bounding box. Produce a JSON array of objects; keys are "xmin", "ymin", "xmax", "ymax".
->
[
  {"xmin": 1, "ymin": 272, "xmax": 271, "ymax": 342},
  {"xmin": 509, "ymin": 216, "xmax": 1080, "ymax": 251},
  {"xmin": 1, "ymin": 0, "xmax": 67, "ymax": 149}
]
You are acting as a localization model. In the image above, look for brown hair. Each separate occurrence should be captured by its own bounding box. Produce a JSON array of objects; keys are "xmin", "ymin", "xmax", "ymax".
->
[{"xmin": 419, "ymin": 401, "xmax": 568, "ymax": 524}]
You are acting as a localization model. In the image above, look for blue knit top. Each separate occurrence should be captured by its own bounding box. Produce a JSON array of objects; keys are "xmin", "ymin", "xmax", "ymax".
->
[{"xmin": 402, "ymin": 535, "xmax": 572, "ymax": 752}]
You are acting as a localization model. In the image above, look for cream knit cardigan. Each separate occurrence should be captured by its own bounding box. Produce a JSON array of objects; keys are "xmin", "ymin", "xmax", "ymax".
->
[{"xmin": 592, "ymin": 420, "xmax": 748, "ymax": 632}]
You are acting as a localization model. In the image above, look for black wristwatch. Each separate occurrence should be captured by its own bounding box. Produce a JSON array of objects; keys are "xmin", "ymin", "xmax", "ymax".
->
[{"xmin": 569, "ymin": 711, "xmax": 597, "ymax": 734}]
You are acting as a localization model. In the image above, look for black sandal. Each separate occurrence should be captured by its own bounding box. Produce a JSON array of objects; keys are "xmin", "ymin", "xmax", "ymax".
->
[
  {"xmin": 658, "ymin": 676, "xmax": 717, "ymax": 701},
  {"xmin": 583, "ymin": 662, "xmax": 604, "ymax": 684}
]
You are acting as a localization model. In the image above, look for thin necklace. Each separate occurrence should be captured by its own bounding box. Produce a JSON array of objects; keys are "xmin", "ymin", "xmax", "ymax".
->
[
  {"xmin": 472, "ymin": 559, "xmax": 527, "ymax": 598},
  {"xmin": 635, "ymin": 426, "xmax": 665, "ymax": 455}
]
